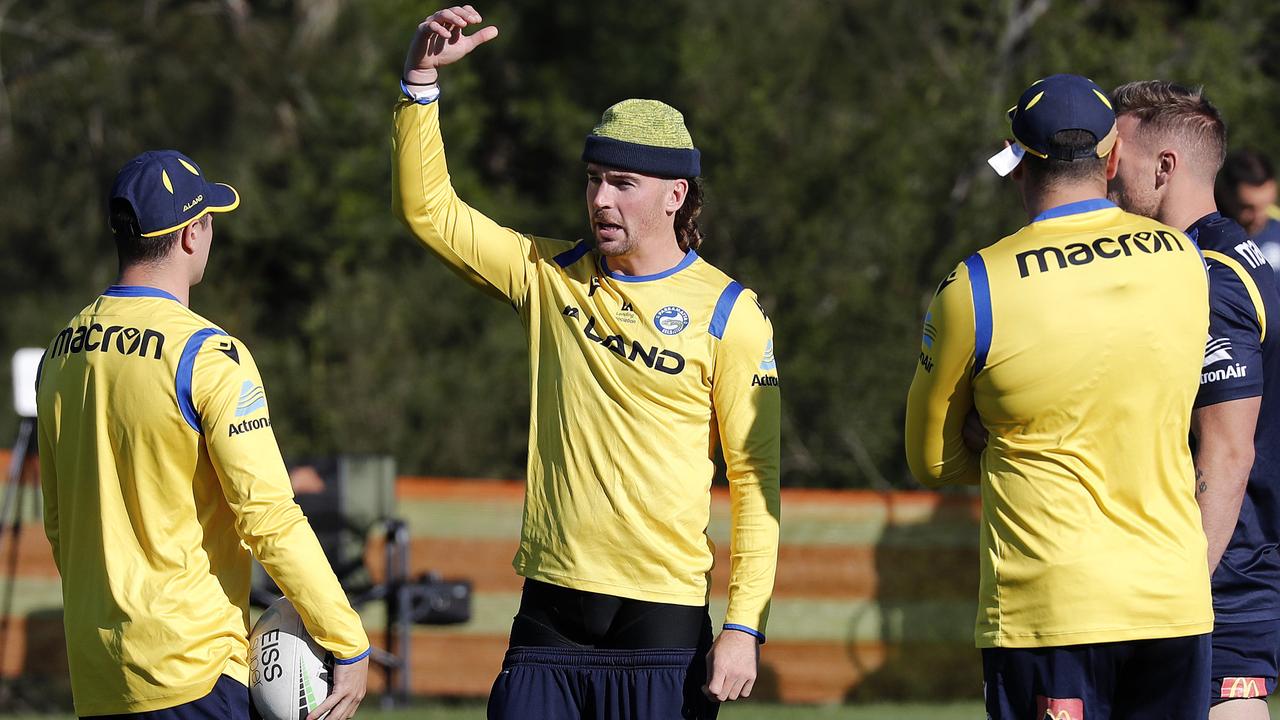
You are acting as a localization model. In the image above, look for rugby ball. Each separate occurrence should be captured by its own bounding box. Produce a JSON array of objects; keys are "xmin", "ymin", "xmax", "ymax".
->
[{"xmin": 249, "ymin": 597, "xmax": 332, "ymax": 720}]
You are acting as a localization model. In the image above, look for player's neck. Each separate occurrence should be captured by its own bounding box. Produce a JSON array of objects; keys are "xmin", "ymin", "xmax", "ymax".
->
[
  {"xmin": 1024, "ymin": 183, "xmax": 1108, "ymax": 222},
  {"xmin": 603, "ymin": 233, "xmax": 688, "ymax": 278},
  {"xmin": 1158, "ymin": 185, "xmax": 1218, "ymax": 233},
  {"xmin": 115, "ymin": 264, "xmax": 191, "ymax": 306}
]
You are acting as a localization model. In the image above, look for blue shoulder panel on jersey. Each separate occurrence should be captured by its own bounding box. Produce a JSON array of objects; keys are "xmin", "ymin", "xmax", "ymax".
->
[
  {"xmin": 709, "ymin": 281, "xmax": 746, "ymax": 340},
  {"xmin": 964, "ymin": 254, "xmax": 993, "ymax": 376},
  {"xmin": 103, "ymin": 285, "xmax": 181, "ymax": 302},
  {"xmin": 724, "ymin": 623, "xmax": 766, "ymax": 644},
  {"xmin": 552, "ymin": 240, "xmax": 592, "ymax": 268},
  {"xmin": 176, "ymin": 328, "xmax": 228, "ymax": 433}
]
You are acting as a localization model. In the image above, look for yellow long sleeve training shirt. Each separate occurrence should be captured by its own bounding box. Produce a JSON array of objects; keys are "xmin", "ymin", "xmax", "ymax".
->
[
  {"xmin": 393, "ymin": 98, "xmax": 781, "ymax": 636},
  {"xmin": 37, "ymin": 288, "xmax": 368, "ymax": 715},
  {"xmin": 905, "ymin": 199, "xmax": 1213, "ymax": 648}
]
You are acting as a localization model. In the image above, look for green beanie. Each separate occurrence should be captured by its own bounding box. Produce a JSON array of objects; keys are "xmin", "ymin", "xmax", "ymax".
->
[{"xmin": 581, "ymin": 99, "xmax": 701, "ymax": 178}]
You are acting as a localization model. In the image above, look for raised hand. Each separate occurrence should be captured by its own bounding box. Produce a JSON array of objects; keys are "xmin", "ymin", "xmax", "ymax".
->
[{"xmin": 403, "ymin": 5, "xmax": 498, "ymax": 85}]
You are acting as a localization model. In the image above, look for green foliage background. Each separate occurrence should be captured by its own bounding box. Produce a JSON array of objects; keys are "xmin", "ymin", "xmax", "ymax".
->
[{"xmin": 4, "ymin": 0, "xmax": 1280, "ymax": 487}]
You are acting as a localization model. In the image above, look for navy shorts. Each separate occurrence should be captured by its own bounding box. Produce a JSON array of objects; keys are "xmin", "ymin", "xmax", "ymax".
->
[
  {"xmin": 487, "ymin": 579, "xmax": 718, "ymax": 720},
  {"xmin": 84, "ymin": 675, "xmax": 249, "ymax": 720},
  {"xmin": 488, "ymin": 646, "xmax": 717, "ymax": 720},
  {"xmin": 983, "ymin": 634, "xmax": 1211, "ymax": 720},
  {"xmin": 1210, "ymin": 618, "xmax": 1280, "ymax": 705}
]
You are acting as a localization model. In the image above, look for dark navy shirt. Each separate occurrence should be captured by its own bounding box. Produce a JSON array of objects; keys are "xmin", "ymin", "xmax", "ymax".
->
[{"xmin": 1190, "ymin": 212, "xmax": 1280, "ymax": 621}]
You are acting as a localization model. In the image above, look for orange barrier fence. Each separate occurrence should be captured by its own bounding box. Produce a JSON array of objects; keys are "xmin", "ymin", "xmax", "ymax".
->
[{"xmin": 0, "ymin": 452, "xmax": 985, "ymax": 703}]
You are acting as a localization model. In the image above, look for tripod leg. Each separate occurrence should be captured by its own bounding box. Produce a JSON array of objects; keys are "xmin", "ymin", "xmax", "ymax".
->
[{"xmin": 0, "ymin": 419, "xmax": 33, "ymax": 554}]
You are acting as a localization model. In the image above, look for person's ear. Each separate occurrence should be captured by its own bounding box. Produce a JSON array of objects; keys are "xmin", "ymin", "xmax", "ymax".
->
[
  {"xmin": 1104, "ymin": 136, "xmax": 1122, "ymax": 181},
  {"xmin": 179, "ymin": 220, "xmax": 200, "ymax": 256},
  {"xmin": 1154, "ymin": 149, "xmax": 1177, "ymax": 190},
  {"xmin": 668, "ymin": 178, "xmax": 689, "ymax": 214}
]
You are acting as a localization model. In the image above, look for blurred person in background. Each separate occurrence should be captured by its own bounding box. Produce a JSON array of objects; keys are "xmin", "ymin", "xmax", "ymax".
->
[
  {"xmin": 1217, "ymin": 149, "xmax": 1280, "ymax": 280},
  {"xmin": 36, "ymin": 150, "xmax": 369, "ymax": 720},
  {"xmin": 906, "ymin": 74, "xmax": 1213, "ymax": 719},
  {"xmin": 393, "ymin": 6, "xmax": 780, "ymax": 720},
  {"xmin": 1111, "ymin": 80, "xmax": 1280, "ymax": 720}
]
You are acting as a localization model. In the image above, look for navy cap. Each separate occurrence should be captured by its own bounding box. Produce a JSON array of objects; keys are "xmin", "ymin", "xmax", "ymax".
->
[
  {"xmin": 988, "ymin": 74, "xmax": 1118, "ymax": 177},
  {"xmin": 109, "ymin": 150, "xmax": 240, "ymax": 237}
]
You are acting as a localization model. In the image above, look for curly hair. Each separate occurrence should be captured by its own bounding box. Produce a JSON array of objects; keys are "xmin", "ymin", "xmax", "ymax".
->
[{"xmin": 675, "ymin": 177, "xmax": 704, "ymax": 252}]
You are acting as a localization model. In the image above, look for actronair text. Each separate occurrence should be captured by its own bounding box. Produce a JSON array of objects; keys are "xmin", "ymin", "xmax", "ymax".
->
[
  {"xmin": 229, "ymin": 417, "xmax": 271, "ymax": 436},
  {"xmin": 1016, "ymin": 230, "xmax": 1188, "ymax": 278},
  {"xmin": 1202, "ymin": 364, "xmax": 1247, "ymax": 384}
]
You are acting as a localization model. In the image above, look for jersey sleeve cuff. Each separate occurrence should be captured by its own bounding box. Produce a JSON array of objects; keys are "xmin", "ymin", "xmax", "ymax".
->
[
  {"xmin": 334, "ymin": 647, "xmax": 371, "ymax": 665},
  {"xmin": 1194, "ymin": 383, "xmax": 1264, "ymax": 409},
  {"xmin": 723, "ymin": 623, "xmax": 766, "ymax": 644},
  {"xmin": 400, "ymin": 79, "xmax": 440, "ymax": 105}
]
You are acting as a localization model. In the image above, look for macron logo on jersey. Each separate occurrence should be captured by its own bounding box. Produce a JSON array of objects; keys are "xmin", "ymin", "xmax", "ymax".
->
[
  {"xmin": 1204, "ymin": 336, "xmax": 1233, "ymax": 367},
  {"xmin": 235, "ymin": 380, "xmax": 266, "ymax": 417},
  {"xmin": 1015, "ymin": 229, "xmax": 1188, "ymax": 278},
  {"xmin": 1235, "ymin": 240, "xmax": 1268, "ymax": 270}
]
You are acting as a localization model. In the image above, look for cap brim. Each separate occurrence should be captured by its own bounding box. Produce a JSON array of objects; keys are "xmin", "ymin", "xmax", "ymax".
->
[
  {"xmin": 138, "ymin": 182, "xmax": 241, "ymax": 237},
  {"xmin": 204, "ymin": 182, "xmax": 240, "ymax": 213},
  {"xmin": 987, "ymin": 143, "xmax": 1025, "ymax": 177}
]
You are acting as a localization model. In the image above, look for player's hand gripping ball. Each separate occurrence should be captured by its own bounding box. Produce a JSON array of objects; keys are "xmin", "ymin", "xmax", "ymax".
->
[{"xmin": 249, "ymin": 597, "xmax": 333, "ymax": 720}]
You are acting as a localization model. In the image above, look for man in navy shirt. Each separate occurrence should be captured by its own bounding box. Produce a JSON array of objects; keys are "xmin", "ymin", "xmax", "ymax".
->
[{"xmin": 1110, "ymin": 80, "xmax": 1280, "ymax": 719}]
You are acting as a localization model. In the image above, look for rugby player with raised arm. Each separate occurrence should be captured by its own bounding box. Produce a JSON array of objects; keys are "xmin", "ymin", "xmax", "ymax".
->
[
  {"xmin": 906, "ymin": 74, "xmax": 1213, "ymax": 719},
  {"xmin": 393, "ymin": 6, "xmax": 780, "ymax": 720}
]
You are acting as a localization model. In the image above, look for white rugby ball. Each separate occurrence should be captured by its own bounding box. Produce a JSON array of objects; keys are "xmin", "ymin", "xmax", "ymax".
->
[{"xmin": 249, "ymin": 597, "xmax": 332, "ymax": 720}]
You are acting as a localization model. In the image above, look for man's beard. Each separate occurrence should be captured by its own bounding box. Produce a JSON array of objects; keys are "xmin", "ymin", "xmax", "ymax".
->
[
  {"xmin": 1108, "ymin": 180, "xmax": 1160, "ymax": 219},
  {"xmin": 594, "ymin": 235, "xmax": 636, "ymax": 257},
  {"xmin": 592, "ymin": 221, "xmax": 636, "ymax": 257}
]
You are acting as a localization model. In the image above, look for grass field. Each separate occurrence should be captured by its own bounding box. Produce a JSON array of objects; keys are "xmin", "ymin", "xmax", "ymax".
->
[
  {"xmin": 12, "ymin": 699, "xmax": 1280, "ymax": 719},
  {"xmin": 351, "ymin": 699, "xmax": 1280, "ymax": 719},
  {"xmin": 392, "ymin": 701, "xmax": 987, "ymax": 719}
]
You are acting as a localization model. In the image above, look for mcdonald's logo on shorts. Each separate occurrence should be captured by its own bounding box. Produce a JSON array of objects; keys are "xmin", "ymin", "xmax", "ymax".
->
[
  {"xmin": 1036, "ymin": 696, "xmax": 1084, "ymax": 720},
  {"xmin": 1220, "ymin": 676, "xmax": 1268, "ymax": 699}
]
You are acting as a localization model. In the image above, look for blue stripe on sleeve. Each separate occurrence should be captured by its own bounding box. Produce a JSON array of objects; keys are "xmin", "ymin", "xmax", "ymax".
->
[
  {"xmin": 552, "ymin": 240, "xmax": 592, "ymax": 268},
  {"xmin": 723, "ymin": 623, "xmax": 766, "ymax": 644},
  {"xmin": 709, "ymin": 281, "xmax": 745, "ymax": 340},
  {"xmin": 963, "ymin": 253, "xmax": 993, "ymax": 377},
  {"xmin": 334, "ymin": 647, "xmax": 371, "ymax": 665},
  {"xmin": 175, "ymin": 328, "xmax": 227, "ymax": 433}
]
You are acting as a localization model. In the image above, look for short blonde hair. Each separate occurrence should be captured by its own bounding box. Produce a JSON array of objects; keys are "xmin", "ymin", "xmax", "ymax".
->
[{"xmin": 1111, "ymin": 80, "xmax": 1227, "ymax": 177}]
